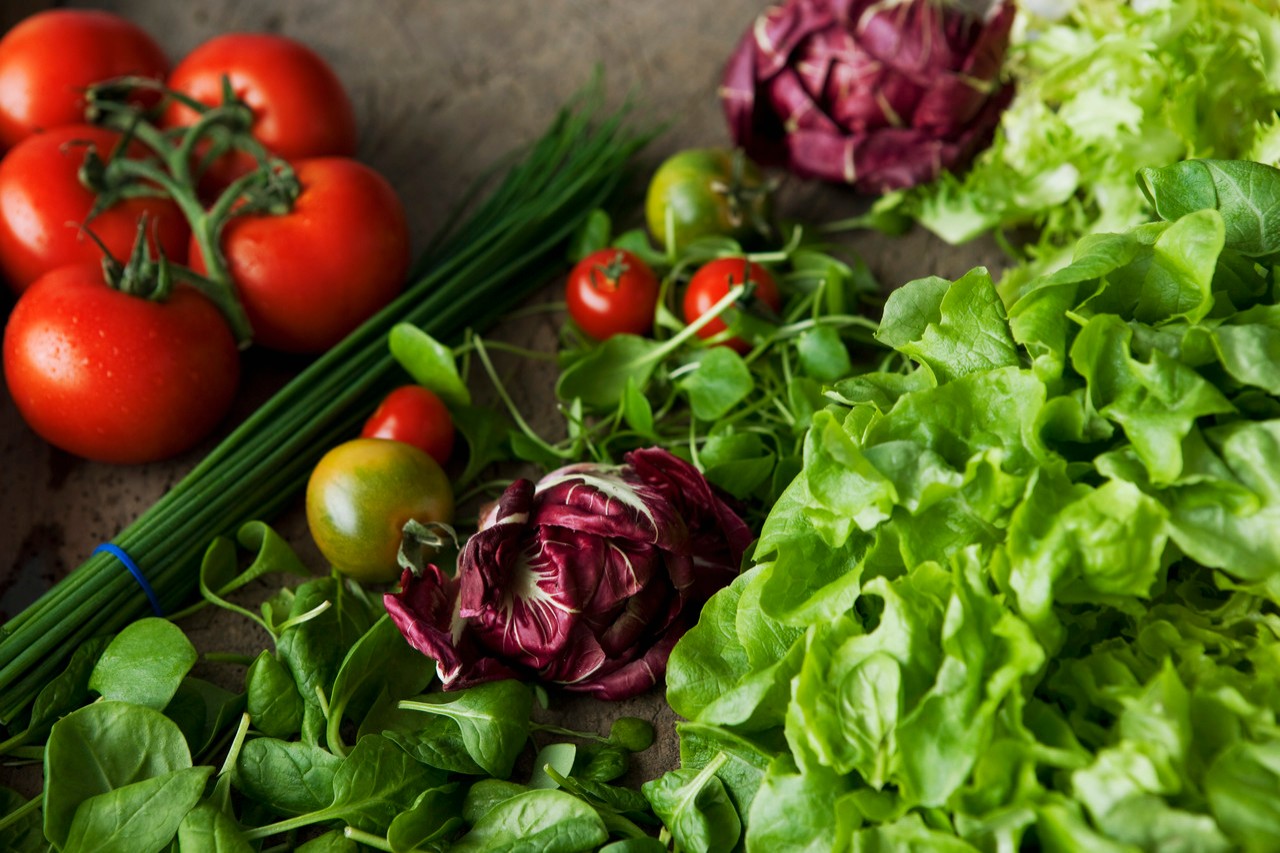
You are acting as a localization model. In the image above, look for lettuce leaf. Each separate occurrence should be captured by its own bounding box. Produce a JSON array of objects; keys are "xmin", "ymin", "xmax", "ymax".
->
[{"xmin": 664, "ymin": 159, "xmax": 1280, "ymax": 848}]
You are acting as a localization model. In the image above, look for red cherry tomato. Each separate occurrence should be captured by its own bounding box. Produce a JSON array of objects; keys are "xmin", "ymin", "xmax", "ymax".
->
[
  {"xmin": 162, "ymin": 33, "xmax": 357, "ymax": 193},
  {"xmin": 0, "ymin": 125, "xmax": 190, "ymax": 295},
  {"xmin": 361, "ymin": 385, "xmax": 456, "ymax": 466},
  {"xmin": 3, "ymin": 263, "xmax": 239, "ymax": 463},
  {"xmin": 682, "ymin": 257, "xmax": 782, "ymax": 353},
  {"xmin": 565, "ymin": 248, "xmax": 660, "ymax": 340},
  {"xmin": 0, "ymin": 10, "xmax": 168, "ymax": 151},
  {"xmin": 188, "ymin": 157, "xmax": 409, "ymax": 353}
]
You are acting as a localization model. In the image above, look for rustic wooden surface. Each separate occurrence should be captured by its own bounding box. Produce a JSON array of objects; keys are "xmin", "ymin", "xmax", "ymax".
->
[{"xmin": 0, "ymin": 0, "xmax": 1001, "ymax": 800}]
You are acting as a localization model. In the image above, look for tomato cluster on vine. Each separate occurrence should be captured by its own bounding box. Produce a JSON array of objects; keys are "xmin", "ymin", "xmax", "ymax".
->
[{"xmin": 0, "ymin": 10, "xmax": 411, "ymax": 464}]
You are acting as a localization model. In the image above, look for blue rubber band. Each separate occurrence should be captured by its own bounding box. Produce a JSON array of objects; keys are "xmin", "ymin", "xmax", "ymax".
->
[{"xmin": 94, "ymin": 543, "xmax": 165, "ymax": 616}]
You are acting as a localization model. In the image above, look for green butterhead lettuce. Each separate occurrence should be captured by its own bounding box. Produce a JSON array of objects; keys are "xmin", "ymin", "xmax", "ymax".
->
[{"xmin": 660, "ymin": 159, "xmax": 1280, "ymax": 850}]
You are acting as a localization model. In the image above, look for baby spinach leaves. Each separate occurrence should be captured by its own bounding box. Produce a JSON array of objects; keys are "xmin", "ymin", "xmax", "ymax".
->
[
  {"xmin": 398, "ymin": 679, "xmax": 533, "ymax": 778},
  {"xmin": 88, "ymin": 618, "xmax": 197, "ymax": 711},
  {"xmin": 43, "ymin": 701, "xmax": 208, "ymax": 851}
]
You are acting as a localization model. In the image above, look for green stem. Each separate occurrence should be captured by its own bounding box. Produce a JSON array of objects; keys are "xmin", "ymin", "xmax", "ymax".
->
[
  {"xmin": 0, "ymin": 727, "xmax": 30, "ymax": 756},
  {"xmin": 472, "ymin": 337, "xmax": 567, "ymax": 459},
  {"xmin": 0, "ymin": 795, "xmax": 39, "ymax": 833},
  {"xmin": 342, "ymin": 827, "xmax": 404, "ymax": 852}
]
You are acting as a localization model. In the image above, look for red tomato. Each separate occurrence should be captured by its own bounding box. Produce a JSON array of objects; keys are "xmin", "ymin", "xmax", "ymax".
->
[
  {"xmin": 0, "ymin": 10, "xmax": 168, "ymax": 151},
  {"xmin": 682, "ymin": 257, "xmax": 781, "ymax": 353},
  {"xmin": 361, "ymin": 385, "xmax": 455, "ymax": 465},
  {"xmin": 162, "ymin": 33, "xmax": 357, "ymax": 193},
  {"xmin": 188, "ymin": 157, "xmax": 409, "ymax": 353},
  {"xmin": 3, "ymin": 263, "xmax": 239, "ymax": 463},
  {"xmin": 0, "ymin": 124, "xmax": 190, "ymax": 294},
  {"xmin": 565, "ymin": 248, "xmax": 660, "ymax": 340}
]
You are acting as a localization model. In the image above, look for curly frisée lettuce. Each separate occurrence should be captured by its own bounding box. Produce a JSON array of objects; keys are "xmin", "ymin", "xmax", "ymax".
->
[
  {"xmin": 655, "ymin": 160, "xmax": 1280, "ymax": 851},
  {"xmin": 892, "ymin": 0, "xmax": 1280, "ymax": 273}
]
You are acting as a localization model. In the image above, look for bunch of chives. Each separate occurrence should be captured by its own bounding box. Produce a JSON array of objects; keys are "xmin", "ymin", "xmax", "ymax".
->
[{"xmin": 0, "ymin": 90, "xmax": 652, "ymax": 724}]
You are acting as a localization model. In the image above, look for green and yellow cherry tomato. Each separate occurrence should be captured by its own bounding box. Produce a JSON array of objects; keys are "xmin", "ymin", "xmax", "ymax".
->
[
  {"xmin": 644, "ymin": 147, "xmax": 772, "ymax": 250},
  {"xmin": 306, "ymin": 438, "xmax": 454, "ymax": 583}
]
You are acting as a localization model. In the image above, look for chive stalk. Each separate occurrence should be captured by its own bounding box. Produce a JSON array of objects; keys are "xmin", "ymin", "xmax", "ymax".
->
[{"xmin": 0, "ymin": 90, "xmax": 652, "ymax": 723}]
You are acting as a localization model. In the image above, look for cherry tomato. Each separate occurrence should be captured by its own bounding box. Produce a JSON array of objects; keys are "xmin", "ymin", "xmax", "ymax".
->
[
  {"xmin": 361, "ymin": 385, "xmax": 455, "ymax": 466},
  {"xmin": 306, "ymin": 438, "xmax": 455, "ymax": 584},
  {"xmin": 645, "ymin": 148, "xmax": 773, "ymax": 250},
  {"xmin": 162, "ymin": 33, "xmax": 357, "ymax": 193},
  {"xmin": 565, "ymin": 248, "xmax": 660, "ymax": 340},
  {"xmin": 0, "ymin": 10, "xmax": 168, "ymax": 151},
  {"xmin": 0, "ymin": 124, "xmax": 190, "ymax": 294},
  {"xmin": 682, "ymin": 257, "xmax": 782, "ymax": 353},
  {"xmin": 188, "ymin": 157, "xmax": 410, "ymax": 353},
  {"xmin": 3, "ymin": 263, "xmax": 239, "ymax": 463}
]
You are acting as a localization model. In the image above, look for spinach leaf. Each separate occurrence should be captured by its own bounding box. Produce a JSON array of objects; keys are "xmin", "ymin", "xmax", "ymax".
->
[
  {"xmin": 530, "ymin": 742, "xmax": 578, "ymax": 790},
  {"xmin": 398, "ymin": 680, "xmax": 532, "ymax": 778},
  {"xmin": 462, "ymin": 779, "xmax": 529, "ymax": 825},
  {"xmin": 234, "ymin": 738, "xmax": 341, "ymax": 816},
  {"xmin": 326, "ymin": 615, "xmax": 434, "ymax": 757},
  {"xmin": 62, "ymin": 766, "xmax": 212, "ymax": 853},
  {"xmin": 642, "ymin": 757, "xmax": 741, "ymax": 853},
  {"xmin": 386, "ymin": 783, "xmax": 464, "ymax": 852},
  {"xmin": 325, "ymin": 734, "xmax": 446, "ymax": 831},
  {"xmin": 245, "ymin": 650, "xmax": 303, "ymax": 739},
  {"xmin": 577, "ymin": 745, "xmax": 630, "ymax": 784},
  {"xmin": 88, "ymin": 618, "xmax": 197, "ymax": 711},
  {"xmin": 25, "ymin": 635, "xmax": 112, "ymax": 739},
  {"xmin": 676, "ymin": 722, "xmax": 776, "ymax": 817},
  {"xmin": 276, "ymin": 577, "xmax": 376, "ymax": 740},
  {"xmin": 0, "ymin": 788, "xmax": 44, "ymax": 852},
  {"xmin": 164, "ymin": 677, "xmax": 245, "ymax": 758},
  {"xmin": 545, "ymin": 767, "xmax": 653, "ymax": 821},
  {"xmin": 373, "ymin": 694, "xmax": 486, "ymax": 776},
  {"xmin": 609, "ymin": 718, "xmax": 655, "ymax": 753},
  {"xmin": 452, "ymin": 789, "xmax": 608, "ymax": 853},
  {"xmin": 44, "ymin": 701, "xmax": 195, "ymax": 849},
  {"xmin": 176, "ymin": 803, "xmax": 254, "ymax": 853},
  {"xmin": 295, "ymin": 830, "xmax": 359, "ymax": 852},
  {"xmin": 600, "ymin": 839, "xmax": 667, "ymax": 853}
]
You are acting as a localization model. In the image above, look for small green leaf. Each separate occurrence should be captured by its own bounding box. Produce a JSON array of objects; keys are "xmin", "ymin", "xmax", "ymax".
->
[
  {"xmin": 569, "ymin": 209, "xmax": 612, "ymax": 262},
  {"xmin": 529, "ymin": 743, "xmax": 578, "ymax": 790},
  {"xmin": 388, "ymin": 324, "xmax": 471, "ymax": 407},
  {"xmin": 622, "ymin": 377, "xmax": 656, "ymax": 436},
  {"xmin": 246, "ymin": 651, "xmax": 303, "ymax": 740},
  {"xmin": 642, "ymin": 759, "xmax": 741, "ymax": 853},
  {"xmin": 609, "ymin": 717, "xmax": 656, "ymax": 752},
  {"xmin": 89, "ymin": 618, "xmax": 197, "ymax": 711},
  {"xmin": 387, "ymin": 784, "xmax": 464, "ymax": 852},
  {"xmin": 452, "ymin": 789, "xmax": 608, "ymax": 853},
  {"xmin": 452, "ymin": 404, "xmax": 511, "ymax": 486},
  {"xmin": 796, "ymin": 326, "xmax": 853, "ymax": 382},
  {"xmin": 63, "ymin": 766, "xmax": 213, "ymax": 853},
  {"xmin": 679, "ymin": 348, "xmax": 754, "ymax": 421},
  {"xmin": 399, "ymin": 680, "xmax": 532, "ymax": 778},
  {"xmin": 557, "ymin": 334, "xmax": 662, "ymax": 410}
]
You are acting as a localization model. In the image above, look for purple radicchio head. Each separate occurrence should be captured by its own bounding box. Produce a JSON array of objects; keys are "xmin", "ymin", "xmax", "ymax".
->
[
  {"xmin": 385, "ymin": 447, "xmax": 753, "ymax": 701},
  {"xmin": 721, "ymin": 0, "xmax": 1016, "ymax": 194}
]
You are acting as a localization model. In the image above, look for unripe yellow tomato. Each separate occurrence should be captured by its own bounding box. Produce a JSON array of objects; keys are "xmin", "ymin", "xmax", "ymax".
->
[{"xmin": 305, "ymin": 438, "xmax": 454, "ymax": 583}]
